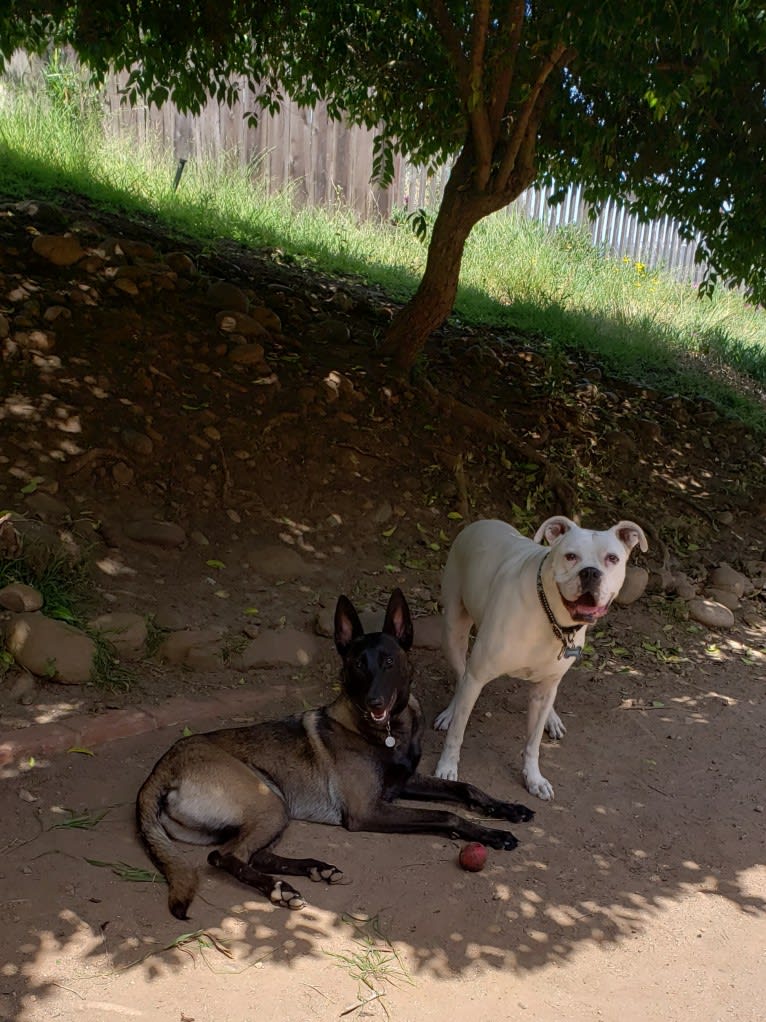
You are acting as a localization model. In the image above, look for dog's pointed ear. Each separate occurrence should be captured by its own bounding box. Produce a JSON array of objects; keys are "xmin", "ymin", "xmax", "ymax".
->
[
  {"xmin": 382, "ymin": 588, "xmax": 413, "ymax": 652},
  {"xmin": 334, "ymin": 595, "xmax": 364, "ymax": 656},
  {"xmin": 534, "ymin": 516, "xmax": 577, "ymax": 546},
  {"xmin": 613, "ymin": 521, "xmax": 649, "ymax": 553}
]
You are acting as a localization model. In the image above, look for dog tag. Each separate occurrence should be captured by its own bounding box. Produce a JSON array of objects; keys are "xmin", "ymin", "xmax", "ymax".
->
[
  {"xmin": 385, "ymin": 734, "xmax": 396, "ymax": 748},
  {"xmin": 563, "ymin": 645, "xmax": 582, "ymax": 661}
]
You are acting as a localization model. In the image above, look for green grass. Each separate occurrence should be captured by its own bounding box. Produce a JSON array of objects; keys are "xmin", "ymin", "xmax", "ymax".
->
[{"xmin": 1, "ymin": 60, "xmax": 765, "ymax": 428}]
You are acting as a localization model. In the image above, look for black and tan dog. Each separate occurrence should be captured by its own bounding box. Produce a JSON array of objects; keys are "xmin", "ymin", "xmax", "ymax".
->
[{"xmin": 136, "ymin": 589, "xmax": 533, "ymax": 918}]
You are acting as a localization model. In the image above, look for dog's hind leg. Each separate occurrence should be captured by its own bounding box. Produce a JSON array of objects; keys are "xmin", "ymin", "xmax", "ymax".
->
[
  {"xmin": 208, "ymin": 850, "xmax": 306, "ymax": 909},
  {"xmin": 247, "ymin": 850, "xmax": 345, "ymax": 885}
]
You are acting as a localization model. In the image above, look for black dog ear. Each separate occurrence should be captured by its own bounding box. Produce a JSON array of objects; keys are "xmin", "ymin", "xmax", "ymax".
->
[
  {"xmin": 382, "ymin": 588, "xmax": 413, "ymax": 652},
  {"xmin": 334, "ymin": 594, "xmax": 364, "ymax": 656}
]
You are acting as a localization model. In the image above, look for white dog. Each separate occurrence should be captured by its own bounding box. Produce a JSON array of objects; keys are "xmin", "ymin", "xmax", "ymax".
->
[{"xmin": 434, "ymin": 517, "xmax": 647, "ymax": 800}]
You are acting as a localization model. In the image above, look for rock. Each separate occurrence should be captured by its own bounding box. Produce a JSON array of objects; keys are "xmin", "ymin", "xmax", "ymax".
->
[
  {"xmin": 322, "ymin": 369, "xmax": 360, "ymax": 402},
  {"xmin": 7, "ymin": 668, "xmax": 37, "ymax": 705},
  {"xmin": 124, "ymin": 520, "xmax": 187, "ymax": 548},
  {"xmin": 228, "ymin": 342, "xmax": 268, "ymax": 366},
  {"xmin": 112, "ymin": 462, "xmax": 135, "ymax": 485},
  {"xmin": 251, "ymin": 545, "xmax": 315, "ymax": 579},
  {"xmin": 372, "ymin": 502, "xmax": 393, "ymax": 525},
  {"xmin": 4, "ymin": 613, "xmax": 95, "ymax": 683},
  {"xmin": 704, "ymin": 588, "xmax": 740, "ymax": 611},
  {"xmin": 15, "ymin": 329, "xmax": 55, "ymax": 353},
  {"xmin": 43, "ymin": 305, "xmax": 71, "ymax": 323},
  {"xmin": 616, "ymin": 566, "xmax": 649, "ymax": 605},
  {"xmin": 687, "ymin": 599, "xmax": 735, "ymax": 630},
  {"xmin": 114, "ymin": 277, "xmax": 140, "ymax": 296},
  {"xmin": 0, "ymin": 583, "xmax": 44, "ymax": 613},
  {"xmin": 671, "ymin": 572, "xmax": 698, "ymax": 600},
  {"xmin": 229, "ymin": 628, "xmax": 321, "ymax": 669},
  {"xmin": 87, "ymin": 612, "xmax": 148, "ymax": 659},
  {"xmin": 158, "ymin": 629, "xmax": 222, "ymax": 666},
  {"xmin": 413, "ymin": 614, "xmax": 442, "ymax": 649},
  {"xmin": 32, "ymin": 234, "xmax": 84, "ymax": 266},
  {"xmin": 307, "ymin": 319, "xmax": 350, "ymax": 346},
  {"xmin": 24, "ymin": 492, "xmax": 70, "ymax": 520},
  {"xmin": 121, "ymin": 429, "xmax": 154, "ymax": 456},
  {"xmin": 119, "ymin": 239, "xmax": 158, "ymax": 262},
  {"xmin": 207, "ymin": 281, "xmax": 249, "ymax": 312},
  {"xmin": 708, "ymin": 563, "xmax": 749, "ymax": 597},
  {"xmin": 164, "ymin": 252, "xmax": 196, "ymax": 276},
  {"xmin": 314, "ymin": 607, "xmax": 334, "ymax": 637},
  {"xmin": 216, "ymin": 310, "xmax": 269, "ymax": 337},
  {"xmin": 152, "ymin": 607, "xmax": 186, "ymax": 631},
  {"xmin": 0, "ymin": 313, "xmax": 9, "ymax": 339},
  {"xmin": 249, "ymin": 306, "xmax": 282, "ymax": 333}
]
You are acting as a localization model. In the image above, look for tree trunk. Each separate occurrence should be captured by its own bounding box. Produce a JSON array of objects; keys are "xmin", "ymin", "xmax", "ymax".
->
[{"xmin": 381, "ymin": 145, "xmax": 519, "ymax": 370}]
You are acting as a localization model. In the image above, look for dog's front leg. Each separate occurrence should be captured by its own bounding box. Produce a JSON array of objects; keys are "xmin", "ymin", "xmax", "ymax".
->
[
  {"xmin": 523, "ymin": 677, "xmax": 562, "ymax": 801},
  {"xmin": 399, "ymin": 774, "xmax": 534, "ymax": 823},
  {"xmin": 434, "ymin": 670, "xmax": 485, "ymax": 781},
  {"xmin": 345, "ymin": 803, "xmax": 520, "ymax": 851}
]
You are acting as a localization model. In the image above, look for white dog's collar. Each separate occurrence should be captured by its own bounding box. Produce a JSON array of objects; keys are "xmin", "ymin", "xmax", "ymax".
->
[{"xmin": 536, "ymin": 557, "xmax": 583, "ymax": 662}]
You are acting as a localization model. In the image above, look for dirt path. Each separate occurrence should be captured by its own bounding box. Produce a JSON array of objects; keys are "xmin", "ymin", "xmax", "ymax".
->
[{"xmin": 1, "ymin": 194, "xmax": 765, "ymax": 1020}]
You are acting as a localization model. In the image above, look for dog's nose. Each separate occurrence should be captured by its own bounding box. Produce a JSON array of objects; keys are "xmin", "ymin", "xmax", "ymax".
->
[{"xmin": 579, "ymin": 566, "xmax": 602, "ymax": 588}]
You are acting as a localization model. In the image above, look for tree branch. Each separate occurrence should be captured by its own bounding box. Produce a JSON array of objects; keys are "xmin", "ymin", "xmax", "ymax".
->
[
  {"xmin": 428, "ymin": 0, "xmax": 470, "ymax": 102},
  {"xmin": 488, "ymin": 0, "xmax": 525, "ymax": 139},
  {"xmin": 493, "ymin": 42, "xmax": 573, "ymax": 194}
]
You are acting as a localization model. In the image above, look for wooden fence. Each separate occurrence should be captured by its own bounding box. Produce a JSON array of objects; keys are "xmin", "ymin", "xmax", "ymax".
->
[{"xmin": 6, "ymin": 50, "xmax": 705, "ymax": 284}]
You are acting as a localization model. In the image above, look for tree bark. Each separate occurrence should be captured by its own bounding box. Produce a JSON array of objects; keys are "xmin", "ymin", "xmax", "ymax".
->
[{"xmin": 382, "ymin": 143, "xmax": 525, "ymax": 371}]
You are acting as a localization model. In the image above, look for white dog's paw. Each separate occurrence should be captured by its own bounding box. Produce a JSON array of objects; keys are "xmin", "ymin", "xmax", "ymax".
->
[
  {"xmin": 433, "ymin": 706, "xmax": 454, "ymax": 731},
  {"xmin": 435, "ymin": 755, "xmax": 459, "ymax": 781},
  {"xmin": 523, "ymin": 770, "xmax": 555, "ymax": 801},
  {"xmin": 545, "ymin": 709, "xmax": 567, "ymax": 741}
]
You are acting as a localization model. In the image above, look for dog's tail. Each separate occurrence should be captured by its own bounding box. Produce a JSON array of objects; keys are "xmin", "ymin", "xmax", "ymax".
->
[{"xmin": 136, "ymin": 771, "xmax": 199, "ymax": 920}]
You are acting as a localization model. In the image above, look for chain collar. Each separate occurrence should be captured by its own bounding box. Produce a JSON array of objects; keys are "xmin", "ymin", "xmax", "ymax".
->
[{"xmin": 536, "ymin": 556, "xmax": 583, "ymax": 661}]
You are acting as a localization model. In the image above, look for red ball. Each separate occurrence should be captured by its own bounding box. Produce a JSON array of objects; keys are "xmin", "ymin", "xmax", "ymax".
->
[{"xmin": 458, "ymin": 841, "xmax": 487, "ymax": 872}]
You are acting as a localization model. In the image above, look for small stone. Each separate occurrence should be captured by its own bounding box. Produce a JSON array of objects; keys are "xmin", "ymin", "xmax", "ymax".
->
[
  {"xmin": 124, "ymin": 520, "xmax": 187, "ymax": 548},
  {"xmin": 8, "ymin": 668, "xmax": 37, "ymax": 704},
  {"xmin": 704, "ymin": 588, "xmax": 740, "ymax": 611},
  {"xmin": 229, "ymin": 628, "xmax": 320, "ymax": 669},
  {"xmin": 615, "ymin": 566, "xmax": 649, "ymax": 606},
  {"xmin": 164, "ymin": 252, "xmax": 196, "ymax": 276},
  {"xmin": 114, "ymin": 277, "xmax": 140, "ymax": 296},
  {"xmin": 0, "ymin": 583, "xmax": 44, "ymax": 613},
  {"xmin": 687, "ymin": 598, "xmax": 735, "ymax": 630},
  {"xmin": 228, "ymin": 343, "xmax": 268, "ymax": 366},
  {"xmin": 112, "ymin": 462, "xmax": 135, "ymax": 485},
  {"xmin": 15, "ymin": 330, "xmax": 55, "ymax": 353},
  {"xmin": 121, "ymin": 429, "xmax": 154, "ymax": 456},
  {"xmin": 32, "ymin": 234, "xmax": 84, "ymax": 266},
  {"xmin": 43, "ymin": 306, "xmax": 71, "ymax": 323},
  {"xmin": 249, "ymin": 306, "xmax": 282, "ymax": 333},
  {"xmin": 207, "ymin": 281, "xmax": 249, "ymax": 312},
  {"xmin": 158, "ymin": 629, "xmax": 222, "ymax": 666},
  {"xmin": 190, "ymin": 530, "xmax": 210, "ymax": 547},
  {"xmin": 314, "ymin": 607, "xmax": 334, "ymax": 637},
  {"xmin": 87, "ymin": 612, "xmax": 148, "ymax": 659},
  {"xmin": 216, "ymin": 311, "xmax": 269, "ymax": 337},
  {"xmin": 152, "ymin": 607, "xmax": 186, "ymax": 631},
  {"xmin": 4, "ymin": 613, "xmax": 96, "ymax": 683},
  {"xmin": 708, "ymin": 564, "xmax": 749, "ymax": 598}
]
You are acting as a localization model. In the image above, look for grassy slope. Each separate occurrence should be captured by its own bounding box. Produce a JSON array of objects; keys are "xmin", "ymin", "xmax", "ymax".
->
[{"xmin": 1, "ymin": 65, "xmax": 764, "ymax": 429}]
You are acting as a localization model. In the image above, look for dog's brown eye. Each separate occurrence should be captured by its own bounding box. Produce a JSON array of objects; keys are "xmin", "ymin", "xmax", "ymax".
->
[
  {"xmin": 384, "ymin": 656, "xmax": 394, "ymax": 669},
  {"xmin": 605, "ymin": 553, "xmax": 620, "ymax": 565},
  {"xmin": 356, "ymin": 657, "xmax": 366, "ymax": 671},
  {"xmin": 564, "ymin": 552, "xmax": 578, "ymax": 562}
]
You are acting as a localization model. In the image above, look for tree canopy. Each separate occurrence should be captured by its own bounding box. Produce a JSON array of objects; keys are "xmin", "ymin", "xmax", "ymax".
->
[{"xmin": 2, "ymin": 2, "xmax": 765, "ymax": 366}]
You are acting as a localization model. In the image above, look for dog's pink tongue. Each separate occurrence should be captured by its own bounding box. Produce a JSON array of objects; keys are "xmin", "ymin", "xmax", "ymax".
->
[{"xmin": 576, "ymin": 602, "xmax": 608, "ymax": 619}]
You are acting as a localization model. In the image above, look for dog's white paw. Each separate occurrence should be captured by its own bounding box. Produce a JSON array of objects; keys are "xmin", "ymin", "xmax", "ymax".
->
[
  {"xmin": 545, "ymin": 709, "xmax": 567, "ymax": 741},
  {"xmin": 433, "ymin": 706, "xmax": 454, "ymax": 731},
  {"xmin": 523, "ymin": 771, "xmax": 555, "ymax": 801},
  {"xmin": 435, "ymin": 755, "xmax": 459, "ymax": 781}
]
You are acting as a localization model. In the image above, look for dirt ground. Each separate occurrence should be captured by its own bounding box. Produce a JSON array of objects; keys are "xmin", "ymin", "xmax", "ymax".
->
[{"xmin": 0, "ymin": 194, "xmax": 765, "ymax": 1021}]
